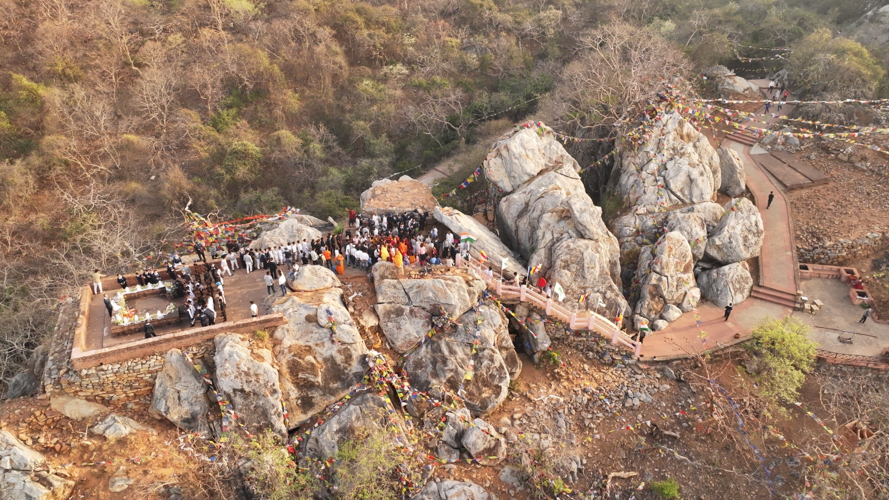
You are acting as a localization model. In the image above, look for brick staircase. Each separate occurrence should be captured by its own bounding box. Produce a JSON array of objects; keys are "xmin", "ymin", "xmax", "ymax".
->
[
  {"xmin": 750, "ymin": 285, "xmax": 797, "ymax": 308},
  {"xmin": 728, "ymin": 129, "xmax": 759, "ymax": 146}
]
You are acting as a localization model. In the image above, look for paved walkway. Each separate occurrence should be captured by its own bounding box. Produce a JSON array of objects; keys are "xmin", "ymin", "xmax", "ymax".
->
[{"xmin": 640, "ymin": 81, "xmax": 798, "ymax": 359}]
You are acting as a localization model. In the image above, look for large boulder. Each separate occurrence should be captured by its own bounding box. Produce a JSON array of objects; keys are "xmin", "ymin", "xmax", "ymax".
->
[
  {"xmin": 611, "ymin": 112, "xmax": 720, "ymax": 211},
  {"xmin": 664, "ymin": 211, "xmax": 708, "ymax": 261},
  {"xmin": 548, "ymin": 238, "xmax": 628, "ymax": 315},
  {"xmin": 634, "ymin": 232, "xmax": 697, "ymax": 322},
  {"xmin": 0, "ymin": 431, "xmax": 75, "ymax": 500},
  {"xmin": 704, "ymin": 198, "xmax": 764, "ymax": 264},
  {"xmin": 149, "ymin": 349, "xmax": 211, "ymax": 435},
  {"xmin": 374, "ymin": 272, "xmax": 486, "ymax": 318},
  {"xmin": 289, "ymin": 265, "xmax": 341, "ymax": 291},
  {"xmin": 301, "ymin": 392, "xmax": 405, "ymax": 460},
  {"xmin": 250, "ymin": 218, "xmax": 322, "ymax": 250},
  {"xmin": 696, "ymin": 262, "xmax": 754, "ymax": 308},
  {"xmin": 360, "ymin": 176, "xmax": 439, "ymax": 214},
  {"xmin": 271, "ymin": 289, "xmax": 368, "ymax": 427},
  {"xmin": 403, "ymin": 305, "xmax": 518, "ymax": 416},
  {"xmin": 5, "ymin": 346, "xmax": 47, "ymax": 400},
  {"xmin": 717, "ymin": 147, "xmax": 747, "ymax": 197},
  {"xmin": 433, "ymin": 205, "xmax": 526, "ymax": 278},
  {"xmin": 374, "ymin": 304, "xmax": 431, "ymax": 353},
  {"xmin": 411, "ymin": 480, "xmax": 494, "ymax": 500},
  {"xmin": 611, "ymin": 202, "xmax": 723, "ymax": 264},
  {"xmin": 213, "ymin": 334, "xmax": 287, "ymax": 438},
  {"xmin": 484, "ymin": 122, "xmax": 580, "ymax": 194},
  {"xmin": 49, "ymin": 396, "xmax": 109, "ymax": 421}
]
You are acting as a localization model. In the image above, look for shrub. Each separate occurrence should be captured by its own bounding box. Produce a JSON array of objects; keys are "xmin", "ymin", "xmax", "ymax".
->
[
  {"xmin": 747, "ymin": 317, "xmax": 817, "ymax": 407},
  {"xmin": 650, "ymin": 478, "xmax": 681, "ymax": 499},
  {"xmin": 220, "ymin": 141, "xmax": 263, "ymax": 184}
]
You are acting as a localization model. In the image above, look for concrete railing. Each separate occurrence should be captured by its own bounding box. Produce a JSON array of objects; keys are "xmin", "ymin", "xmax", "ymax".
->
[{"xmin": 466, "ymin": 260, "xmax": 641, "ymax": 356}]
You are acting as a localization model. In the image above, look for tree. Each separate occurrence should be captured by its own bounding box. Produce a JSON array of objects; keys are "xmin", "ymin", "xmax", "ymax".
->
[
  {"xmin": 746, "ymin": 317, "xmax": 817, "ymax": 407},
  {"xmin": 787, "ymin": 29, "xmax": 885, "ymax": 99}
]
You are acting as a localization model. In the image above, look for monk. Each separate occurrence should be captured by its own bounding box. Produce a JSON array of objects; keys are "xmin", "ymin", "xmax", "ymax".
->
[
  {"xmin": 335, "ymin": 254, "xmax": 345, "ymax": 275},
  {"xmin": 394, "ymin": 250, "xmax": 404, "ymax": 276},
  {"xmin": 381, "ymin": 245, "xmax": 390, "ymax": 262}
]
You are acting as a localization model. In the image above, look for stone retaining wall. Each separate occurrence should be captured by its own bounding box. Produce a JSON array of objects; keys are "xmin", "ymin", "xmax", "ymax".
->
[
  {"xmin": 796, "ymin": 232, "xmax": 887, "ymax": 265},
  {"xmin": 45, "ymin": 288, "xmax": 287, "ymax": 406}
]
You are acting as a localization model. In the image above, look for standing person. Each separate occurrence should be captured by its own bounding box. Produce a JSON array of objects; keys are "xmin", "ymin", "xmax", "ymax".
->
[
  {"xmin": 724, "ymin": 303, "xmax": 733, "ymax": 321},
  {"xmin": 91, "ymin": 269, "xmax": 104, "ymax": 294},
  {"xmin": 394, "ymin": 249, "xmax": 404, "ymax": 276},
  {"xmin": 264, "ymin": 271, "xmax": 275, "ymax": 295},
  {"xmin": 335, "ymin": 254, "xmax": 345, "ymax": 275},
  {"xmin": 536, "ymin": 276, "xmax": 547, "ymax": 292},
  {"xmin": 278, "ymin": 270, "xmax": 287, "ymax": 296},
  {"xmin": 764, "ymin": 100, "xmax": 771, "ymax": 113},
  {"xmin": 777, "ymin": 100, "xmax": 784, "ymax": 112},
  {"xmin": 347, "ymin": 208, "xmax": 357, "ymax": 228},
  {"xmin": 219, "ymin": 255, "xmax": 232, "ymax": 276},
  {"xmin": 205, "ymin": 307, "xmax": 216, "ymax": 326},
  {"xmin": 768, "ymin": 80, "xmax": 775, "ymax": 94},
  {"xmin": 244, "ymin": 251, "xmax": 254, "ymax": 274},
  {"xmin": 103, "ymin": 294, "xmax": 113, "ymax": 317},
  {"xmin": 193, "ymin": 241, "xmax": 207, "ymax": 263},
  {"xmin": 187, "ymin": 301, "xmax": 196, "ymax": 327},
  {"xmin": 228, "ymin": 251, "xmax": 239, "ymax": 271},
  {"xmin": 782, "ymin": 89, "xmax": 789, "ymax": 100},
  {"xmin": 859, "ymin": 305, "xmax": 873, "ymax": 323},
  {"xmin": 767, "ymin": 191, "xmax": 775, "ymax": 209},
  {"xmin": 116, "ymin": 274, "xmax": 127, "ymax": 289},
  {"xmin": 267, "ymin": 258, "xmax": 278, "ymax": 279},
  {"xmin": 250, "ymin": 300, "xmax": 258, "ymax": 318},
  {"xmin": 144, "ymin": 321, "xmax": 157, "ymax": 339}
]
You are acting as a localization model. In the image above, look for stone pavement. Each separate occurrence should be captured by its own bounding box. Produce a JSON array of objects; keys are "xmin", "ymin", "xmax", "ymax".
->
[{"xmin": 641, "ymin": 81, "xmax": 797, "ymax": 359}]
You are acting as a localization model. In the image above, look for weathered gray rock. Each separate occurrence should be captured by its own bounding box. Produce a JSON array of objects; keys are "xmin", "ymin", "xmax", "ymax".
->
[
  {"xmin": 676, "ymin": 202, "xmax": 725, "ymax": 233},
  {"xmin": 109, "ymin": 469, "xmax": 134, "ymax": 493},
  {"xmin": 548, "ymin": 238, "xmax": 628, "ymax": 315},
  {"xmin": 250, "ymin": 218, "xmax": 322, "ymax": 251},
  {"xmin": 664, "ymin": 211, "xmax": 708, "ymax": 261},
  {"xmin": 517, "ymin": 312, "xmax": 551, "ymax": 355},
  {"xmin": 441, "ymin": 408, "xmax": 472, "ymax": 449},
  {"xmin": 403, "ymin": 305, "xmax": 518, "ymax": 415},
  {"xmin": 49, "ymin": 396, "xmax": 109, "ymax": 421},
  {"xmin": 149, "ymin": 349, "xmax": 211, "ymax": 435},
  {"xmin": 461, "ymin": 419, "xmax": 506, "ymax": 465},
  {"xmin": 484, "ymin": 123, "xmax": 580, "ymax": 194},
  {"xmin": 289, "ymin": 265, "xmax": 341, "ymax": 291},
  {"xmin": 704, "ymin": 198, "xmax": 764, "ymax": 264},
  {"xmin": 360, "ymin": 176, "xmax": 439, "ymax": 214},
  {"xmin": 433, "ymin": 206, "xmax": 525, "ymax": 278},
  {"xmin": 634, "ymin": 232, "xmax": 696, "ymax": 322},
  {"xmin": 717, "ymin": 147, "xmax": 747, "ymax": 197},
  {"xmin": 374, "ymin": 304, "xmax": 431, "ymax": 353},
  {"xmin": 717, "ymin": 75, "xmax": 762, "ymax": 96},
  {"xmin": 301, "ymin": 392, "xmax": 404, "ymax": 460},
  {"xmin": 661, "ymin": 304, "xmax": 682, "ymax": 323},
  {"xmin": 374, "ymin": 273, "xmax": 486, "ymax": 318},
  {"xmin": 5, "ymin": 346, "xmax": 47, "ymax": 400},
  {"xmin": 214, "ymin": 334, "xmax": 287, "ymax": 437},
  {"xmin": 271, "ymin": 290, "xmax": 368, "ymax": 427},
  {"xmin": 651, "ymin": 319, "xmax": 669, "ymax": 331},
  {"xmin": 679, "ymin": 287, "xmax": 702, "ymax": 312},
  {"xmin": 495, "ymin": 162, "xmax": 625, "ymax": 314},
  {"xmin": 411, "ymin": 479, "xmax": 494, "ymax": 500},
  {"xmin": 612, "ymin": 112, "xmax": 720, "ymax": 211},
  {"xmin": 696, "ymin": 262, "xmax": 754, "ymax": 308},
  {"xmin": 0, "ymin": 431, "xmax": 75, "ymax": 500},
  {"xmin": 90, "ymin": 414, "xmax": 154, "ymax": 440}
]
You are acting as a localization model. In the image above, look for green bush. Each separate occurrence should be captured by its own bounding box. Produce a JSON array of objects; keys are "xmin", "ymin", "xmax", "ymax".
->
[
  {"xmin": 650, "ymin": 478, "xmax": 681, "ymax": 499},
  {"xmin": 747, "ymin": 317, "xmax": 817, "ymax": 407},
  {"xmin": 220, "ymin": 141, "xmax": 263, "ymax": 184}
]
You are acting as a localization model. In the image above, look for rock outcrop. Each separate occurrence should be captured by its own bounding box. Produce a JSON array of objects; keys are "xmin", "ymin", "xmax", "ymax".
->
[
  {"xmin": 149, "ymin": 349, "xmax": 211, "ymax": 436},
  {"xmin": 485, "ymin": 123, "xmax": 579, "ymax": 194},
  {"xmin": 0, "ymin": 431, "xmax": 75, "ymax": 500},
  {"xmin": 696, "ymin": 262, "xmax": 754, "ymax": 308},
  {"xmin": 611, "ymin": 202, "xmax": 724, "ymax": 264},
  {"xmin": 433, "ymin": 205, "xmax": 525, "ymax": 278},
  {"xmin": 704, "ymin": 65, "xmax": 763, "ymax": 96},
  {"xmin": 460, "ymin": 418, "xmax": 506, "ymax": 465},
  {"xmin": 301, "ymin": 392, "xmax": 405, "ymax": 460},
  {"xmin": 213, "ymin": 334, "xmax": 287, "ymax": 437},
  {"xmin": 250, "ymin": 218, "xmax": 322, "ymax": 250},
  {"xmin": 289, "ymin": 265, "xmax": 341, "ymax": 292},
  {"xmin": 374, "ymin": 304, "xmax": 431, "ymax": 353},
  {"xmin": 634, "ymin": 232, "xmax": 697, "ymax": 322},
  {"xmin": 704, "ymin": 198, "xmax": 764, "ymax": 264},
  {"xmin": 403, "ymin": 305, "xmax": 518, "ymax": 415},
  {"xmin": 5, "ymin": 346, "xmax": 47, "ymax": 400},
  {"xmin": 612, "ymin": 112, "xmax": 720, "ymax": 211},
  {"xmin": 717, "ymin": 147, "xmax": 746, "ymax": 196},
  {"xmin": 360, "ymin": 176, "xmax": 439, "ymax": 214},
  {"xmin": 271, "ymin": 287, "xmax": 368, "ymax": 427},
  {"xmin": 411, "ymin": 480, "xmax": 495, "ymax": 500},
  {"xmin": 49, "ymin": 396, "xmax": 109, "ymax": 421}
]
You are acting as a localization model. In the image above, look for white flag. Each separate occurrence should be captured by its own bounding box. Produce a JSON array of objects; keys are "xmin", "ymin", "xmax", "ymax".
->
[
  {"xmin": 597, "ymin": 298, "xmax": 607, "ymax": 308},
  {"xmin": 501, "ymin": 257, "xmax": 508, "ymax": 269},
  {"xmin": 553, "ymin": 283, "xmax": 565, "ymax": 302}
]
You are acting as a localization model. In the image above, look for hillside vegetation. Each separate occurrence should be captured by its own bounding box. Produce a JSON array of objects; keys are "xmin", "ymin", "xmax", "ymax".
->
[{"xmin": 0, "ymin": 0, "xmax": 886, "ymax": 389}]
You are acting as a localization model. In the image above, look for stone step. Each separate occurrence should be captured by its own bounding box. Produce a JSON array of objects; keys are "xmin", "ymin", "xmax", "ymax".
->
[{"xmin": 750, "ymin": 286, "xmax": 797, "ymax": 308}]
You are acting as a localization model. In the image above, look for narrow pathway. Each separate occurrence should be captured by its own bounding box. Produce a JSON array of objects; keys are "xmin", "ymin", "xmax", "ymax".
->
[{"xmin": 641, "ymin": 81, "xmax": 798, "ymax": 359}]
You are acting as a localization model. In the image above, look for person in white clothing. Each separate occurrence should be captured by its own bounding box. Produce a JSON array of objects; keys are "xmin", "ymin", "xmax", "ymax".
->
[
  {"xmin": 250, "ymin": 301, "xmax": 258, "ymax": 317},
  {"xmin": 244, "ymin": 252, "xmax": 254, "ymax": 273},
  {"xmin": 228, "ymin": 252, "xmax": 239, "ymax": 270},
  {"xmin": 278, "ymin": 271, "xmax": 287, "ymax": 296},
  {"xmin": 219, "ymin": 256, "xmax": 232, "ymax": 276},
  {"xmin": 206, "ymin": 296, "xmax": 215, "ymax": 313}
]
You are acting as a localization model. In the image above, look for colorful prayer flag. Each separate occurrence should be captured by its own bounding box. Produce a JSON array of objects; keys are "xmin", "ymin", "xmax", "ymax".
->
[
  {"xmin": 578, "ymin": 293, "xmax": 588, "ymax": 304},
  {"xmin": 478, "ymin": 250, "xmax": 488, "ymax": 263}
]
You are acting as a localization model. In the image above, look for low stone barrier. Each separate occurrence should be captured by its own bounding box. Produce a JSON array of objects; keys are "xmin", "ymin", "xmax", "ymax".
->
[{"xmin": 796, "ymin": 232, "xmax": 887, "ymax": 265}]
